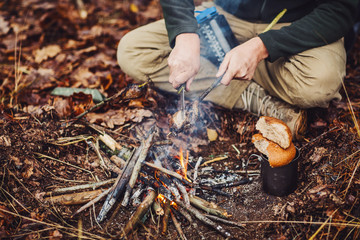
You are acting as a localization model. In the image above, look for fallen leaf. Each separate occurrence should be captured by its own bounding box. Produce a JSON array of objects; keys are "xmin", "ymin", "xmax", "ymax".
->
[
  {"xmin": 34, "ymin": 45, "xmax": 61, "ymax": 63},
  {"xmin": 207, "ymin": 128, "xmax": 218, "ymax": 141},
  {"xmin": 53, "ymin": 97, "xmax": 72, "ymax": 118}
]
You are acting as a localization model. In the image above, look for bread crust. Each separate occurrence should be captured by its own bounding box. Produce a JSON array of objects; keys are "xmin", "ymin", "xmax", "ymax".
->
[
  {"xmin": 252, "ymin": 133, "xmax": 296, "ymax": 167},
  {"xmin": 256, "ymin": 116, "xmax": 292, "ymax": 149}
]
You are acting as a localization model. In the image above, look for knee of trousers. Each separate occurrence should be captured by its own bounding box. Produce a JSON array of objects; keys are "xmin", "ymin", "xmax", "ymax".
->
[
  {"xmin": 286, "ymin": 64, "xmax": 344, "ymax": 108},
  {"xmin": 117, "ymin": 31, "xmax": 147, "ymax": 81}
]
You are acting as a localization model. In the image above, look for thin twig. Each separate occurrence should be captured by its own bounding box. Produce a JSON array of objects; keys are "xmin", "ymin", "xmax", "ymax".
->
[{"xmin": 144, "ymin": 162, "xmax": 192, "ymax": 186}]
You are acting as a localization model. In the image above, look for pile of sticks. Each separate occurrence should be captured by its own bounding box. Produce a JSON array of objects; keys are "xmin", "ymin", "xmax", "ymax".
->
[{"xmin": 62, "ymin": 126, "xmax": 249, "ymax": 239}]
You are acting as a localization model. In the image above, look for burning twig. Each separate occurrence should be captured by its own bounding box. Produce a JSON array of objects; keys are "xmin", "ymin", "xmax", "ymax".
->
[
  {"xmin": 122, "ymin": 129, "xmax": 155, "ymax": 206},
  {"xmin": 155, "ymin": 171, "xmax": 181, "ymax": 201},
  {"xmin": 144, "ymin": 162, "xmax": 192, "ymax": 186},
  {"xmin": 161, "ymin": 199, "xmax": 171, "ymax": 235},
  {"xmin": 121, "ymin": 189, "xmax": 156, "ymax": 237},
  {"xmin": 189, "ymin": 195, "xmax": 231, "ymax": 219},
  {"xmin": 174, "ymin": 179, "xmax": 190, "ymax": 207},
  {"xmin": 176, "ymin": 200, "xmax": 231, "ymax": 238},
  {"xmin": 171, "ymin": 210, "xmax": 187, "ymax": 240}
]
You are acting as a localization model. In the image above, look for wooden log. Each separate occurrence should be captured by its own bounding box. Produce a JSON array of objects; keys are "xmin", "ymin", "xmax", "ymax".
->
[
  {"xmin": 205, "ymin": 214, "xmax": 245, "ymax": 228},
  {"xmin": 176, "ymin": 200, "xmax": 231, "ymax": 238},
  {"xmin": 46, "ymin": 179, "xmax": 115, "ymax": 196},
  {"xmin": 96, "ymin": 143, "xmax": 143, "ymax": 222},
  {"xmin": 171, "ymin": 210, "xmax": 187, "ymax": 240},
  {"xmin": 189, "ymin": 195, "xmax": 231, "ymax": 219},
  {"xmin": 122, "ymin": 189, "xmax": 156, "ymax": 237},
  {"xmin": 122, "ymin": 130, "xmax": 155, "ymax": 206},
  {"xmin": 161, "ymin": 199, "xmax": 171, "ymax": 235},
  {"xmin": 44, "ymin": 189, "xmax": 103, "ymax": 205},
  {"xmin": 144, "ymin": 162, "xmax": 192, "ymax": 186}
]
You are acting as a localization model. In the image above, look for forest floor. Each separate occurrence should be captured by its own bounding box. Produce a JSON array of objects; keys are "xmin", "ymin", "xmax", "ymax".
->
[{"xmin": 0, "ymin": 1, "xmax": 360, "ymax": 239}]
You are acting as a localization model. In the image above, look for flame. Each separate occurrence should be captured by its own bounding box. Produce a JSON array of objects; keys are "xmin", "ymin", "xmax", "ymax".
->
[
  {"xmin": 178, "ymin": 147, "xmax": 190, "ymax": 181},
  {"xmin": 156, "ymin": 193, "xmax": 166, "ymax": 203},
  {"xmin": 156, "ymin": 194, "xmax": 177, "ymax": 209}
]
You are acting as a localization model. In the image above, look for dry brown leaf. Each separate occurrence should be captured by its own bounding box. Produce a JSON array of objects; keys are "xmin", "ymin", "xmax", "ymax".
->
[
  {"xmin": 207, "ymin": 128, "xmax": 218, "ymax": 142},
  {"xmin": 34, "ymin": 45, "xmax": 61, "ymax": 63},
  {"xmin": 86, "ymin": 108, "xmax": 153, "ymax": 128},
  {"xmin": 53, "ymin": 97, "xmax": 72, "ymax": 118},
  {"xmin": 71, "ymin": 67, "xmax": 96, "ymax": 88}
]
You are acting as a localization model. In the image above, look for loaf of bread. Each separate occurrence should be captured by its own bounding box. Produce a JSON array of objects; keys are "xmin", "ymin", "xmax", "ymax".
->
[
  {"xmin": 252, "ymin": 133, "xmax": 296, "ymax": 167},
  {"xmin": 255, "ymin": 116, "xmax": 292, "ymax": 149}
]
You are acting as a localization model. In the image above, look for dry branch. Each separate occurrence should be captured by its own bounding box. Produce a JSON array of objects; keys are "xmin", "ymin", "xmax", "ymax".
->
[
  {"xmin": 46, "ymin": 179, "xmax": 115, "ymax": 196},
  {"xmin": 144, "ymin": 162, "xmax": 192, "ymax": 186},
  {"xmin": 176, "ymin": 200, "xmax": 231, "ymax": 238},
  {"xmin": 122, "ymin": 129, "xmax": 155, "ymax": 206},
  {"xmin": 171, "ymin": 210, "xmax": 187, "ymax": 240},
  {"xmin": 122, "ymin": 189, "xmax": 156, "ymax": 237},
  {"xmin": 97, "ymin": 128, "xmax": 155, "ymax": 222},
  {"xmin": 44, "ymin": 189, "xmax": 103, "ymax": 205},
  {"xmin": 161, "ymin": 199, "xmax": 171, "ymax": 235},
  {"xmin": 189, "ymin": 195, "xmax": 230, "ymax": 219}
]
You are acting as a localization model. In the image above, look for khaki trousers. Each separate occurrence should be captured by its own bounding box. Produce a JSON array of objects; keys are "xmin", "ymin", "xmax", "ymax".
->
[{"xmin": 117, "ymin": 2, "xmax": 345, "ymax": 109}]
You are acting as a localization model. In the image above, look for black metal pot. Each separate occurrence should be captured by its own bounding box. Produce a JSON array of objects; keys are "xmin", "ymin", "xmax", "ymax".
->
[{"xmin": 260, "ymin": 148, "xmax": 300, "ymax": 196}]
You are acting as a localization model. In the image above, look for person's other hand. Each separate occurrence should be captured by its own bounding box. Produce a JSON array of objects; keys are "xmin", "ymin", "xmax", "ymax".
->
[
  {"xmin": 216, "ymin": 37, "xmax": 269, "ymax": 85},
  {"xmin": 168, "ymin": 33, "xmax": 200, "ymax": 91}
]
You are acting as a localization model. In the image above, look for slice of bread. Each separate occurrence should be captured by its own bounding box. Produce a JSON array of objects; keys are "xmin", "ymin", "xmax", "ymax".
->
[
  {"xmin": 255, "ymin": 116, "xmax": 292, "ymax": 149},
  {"xmin": 252, "ymin": 133, "xmax": 296, "ymax": 167}
]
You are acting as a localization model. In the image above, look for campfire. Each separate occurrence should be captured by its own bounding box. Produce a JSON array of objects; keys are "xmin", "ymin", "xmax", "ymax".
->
[{"xmin": 66, "ymin": 121, "xmax": 252, "ymax": 239}]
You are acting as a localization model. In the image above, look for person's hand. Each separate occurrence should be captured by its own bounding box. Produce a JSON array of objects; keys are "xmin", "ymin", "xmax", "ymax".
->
[
  {"xmin": 168, "ymin": 33, "xmax": 200, "ymax": 91},
  {"xmin": 216, "ymin": 37, "xmax": 269, "ymax": 85}
]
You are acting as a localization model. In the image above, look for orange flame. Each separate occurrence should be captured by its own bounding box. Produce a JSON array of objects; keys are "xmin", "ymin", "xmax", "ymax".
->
[
  {"xmin": 178, "ymin": 147, "xmax": 190, "ymax": 181},
  {"xmin": 156, "ymin": 194, "xmax": 177, "ymax": 209}
]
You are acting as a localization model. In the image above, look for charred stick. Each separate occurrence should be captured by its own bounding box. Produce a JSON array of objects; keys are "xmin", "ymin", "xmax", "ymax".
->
[
  {"xmin": 162, "ymin": 159, "xmax": 191, "ymax": 207},
  {"xmin": 171, "ymin": 210, "xmax": 187, "ymax": 240},
  {"xmin": 96, "ymin": 141, "xmax": 144, "ymax": 222},
  {"xmin": 139, "ymin": 173, "xmax": 173, "ymax": 201},
  {"xmin": 144, "ymin": 162, "xmax": 192, "ymax": 186},
  {"xmin": 72, "ymin": 187, "xmax": 111, "ymax": 217},
  {"xmin": 205, "ymin": 214, "xmax": 245, "ymax": 228},
  {"xmin": 122, "ymin": 130, "xmax": 155, "ymax": 206},
  {"xmin": 176, "ymin": 200, "xmax": 231, "ymax": 238},
  {"xmin": 161, "ymin": 199, "xmax": 171, "ymax": 235},
  {"xmin": 189, "ymin": 195, "xmax": 231, "ymax": 219},
  {"xmin": 174, "ymin": 179, "xmax": 190, "ymax": 207},
  {"xmin": 197, "ymin": 185, "xmax": 232, "ymax": 197},
  {"xmin": 206, "ymin": 178, "xmax": 252, "ymax": 189},
  {"xmin": 155, "ymin": 171, "xmax": 181, "ymax": 201},
  {"xmin": 122, "ymin": 189, "xmax": 156, "ymax": 237}
]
